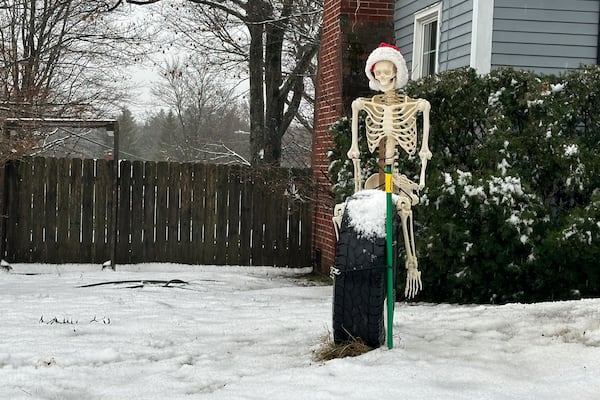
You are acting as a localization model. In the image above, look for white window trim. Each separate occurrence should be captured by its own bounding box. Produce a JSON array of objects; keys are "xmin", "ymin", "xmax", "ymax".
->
[
  {"xmin": 412, "ymin": 1, "xmax": 443, "ymax": 80},
  {"xmin": 470, "ymin": 0, "xmax": 494, "ymax": 74}
]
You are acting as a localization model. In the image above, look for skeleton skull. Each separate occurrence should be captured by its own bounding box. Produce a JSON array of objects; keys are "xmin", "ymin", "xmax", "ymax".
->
[{"xmin": 372, "ymin": 60, "xmax": 397, "ymax": 93}]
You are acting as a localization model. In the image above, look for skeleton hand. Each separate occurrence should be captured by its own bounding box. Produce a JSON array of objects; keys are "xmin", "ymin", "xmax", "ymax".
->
[
  {"xmin": 404, "ymin": 260, "xmax": 422, "ymax": 299},
  {"xmin": 394, "ymin": 174, "xmax": 420, "ymax": 205},
  {"xmin": 332, "ymin": 203, "xmax": 346, "ymax": 240}
]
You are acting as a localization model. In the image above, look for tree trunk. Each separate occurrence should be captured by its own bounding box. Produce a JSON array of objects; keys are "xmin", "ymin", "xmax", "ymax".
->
[
  {"xmin": 247, "ymin": 0, "xmax": 267, "ymax": 165},
  {"xmin": 263, "ymin": 1, "xmax": 288, "ymax": 167}
]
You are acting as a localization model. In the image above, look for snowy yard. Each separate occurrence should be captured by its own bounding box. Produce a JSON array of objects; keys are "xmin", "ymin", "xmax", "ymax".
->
[{"xmin": 1, "ymin": 263, "xmax": 600, "ymax": 399}]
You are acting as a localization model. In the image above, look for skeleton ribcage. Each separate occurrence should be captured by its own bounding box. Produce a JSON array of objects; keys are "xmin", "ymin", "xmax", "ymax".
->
[{"xmin": 364, "ymin": 102, "xmax": 419, "ymax": 155}]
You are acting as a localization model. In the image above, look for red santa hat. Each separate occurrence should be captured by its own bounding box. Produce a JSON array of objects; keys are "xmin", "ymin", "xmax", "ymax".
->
[{"xmin": 365, "ymin": 42, "xmax": 409, "ymax": 91}]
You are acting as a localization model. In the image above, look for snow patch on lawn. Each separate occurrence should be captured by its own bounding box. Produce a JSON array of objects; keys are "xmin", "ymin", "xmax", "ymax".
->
[{"xmin": 1, "ymin": 264, "xmax": 600, "ymax": 399}]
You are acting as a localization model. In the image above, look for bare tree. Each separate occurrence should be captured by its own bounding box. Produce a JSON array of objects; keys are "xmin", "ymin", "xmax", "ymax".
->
[
  {"xmin": 0, "ymin": 0, "xmax": 152, "ymax": 163},
  {"xmin": 119, "ymin": 0, "xmax": 322, "ymax": 166},
  {"xmin": 148, "ymin": 57, "xmax": 250, "ymax": 163}
]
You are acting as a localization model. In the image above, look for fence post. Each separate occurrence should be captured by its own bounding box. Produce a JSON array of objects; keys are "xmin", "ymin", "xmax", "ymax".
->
[
  {"xmin": 0, "ymin": 163, "xmax": 7, "ymax": 260},
  {"xmin": 110, "ymin": 122, "xmax": 120, "ymax": 269}
]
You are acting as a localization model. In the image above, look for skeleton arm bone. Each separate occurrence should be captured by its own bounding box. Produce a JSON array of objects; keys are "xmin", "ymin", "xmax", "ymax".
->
[
  {"xmin": 347, "ymin": 99, "xmax": 364, "ymax": 160},
  {"xmin": 417, "ymin": 99, "xmax": 432, "ymax": 189},
  {"xmin": 348, "ymin": 99, "xmax": 365, "ymax": 193}
]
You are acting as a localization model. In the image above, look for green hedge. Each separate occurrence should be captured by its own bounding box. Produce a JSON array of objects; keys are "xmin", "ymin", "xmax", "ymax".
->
[{"xmin": 328, "ymin": 66, "xmax": 600, "ymax": 303}]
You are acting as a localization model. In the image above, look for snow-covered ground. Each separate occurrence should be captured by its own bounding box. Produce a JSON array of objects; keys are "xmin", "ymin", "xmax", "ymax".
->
[{"xmin": 1, "ymin": 263, "xmax": 600, "ymax": 399}]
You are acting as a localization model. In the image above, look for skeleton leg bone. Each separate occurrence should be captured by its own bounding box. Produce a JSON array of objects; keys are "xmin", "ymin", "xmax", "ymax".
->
[{"xmin": 398, "ymin": 197, "xmax": 422, "ymax": 298}]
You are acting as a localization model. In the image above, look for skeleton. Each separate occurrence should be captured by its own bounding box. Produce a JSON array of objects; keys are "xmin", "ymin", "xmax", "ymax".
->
[{"xmin": 335, "ymin": 56, "xmax": 432, "ymax": 299}]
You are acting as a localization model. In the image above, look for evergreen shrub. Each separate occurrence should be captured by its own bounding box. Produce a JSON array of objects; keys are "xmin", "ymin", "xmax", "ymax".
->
[{"xmin": 328, "ymin": 66, "xmax": 600, "ymax": 303}]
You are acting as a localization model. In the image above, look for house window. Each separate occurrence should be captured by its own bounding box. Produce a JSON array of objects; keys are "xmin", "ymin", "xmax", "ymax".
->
[{"xmin": 412, "ymin": 2, "xmax": 442, "ymax": 79}]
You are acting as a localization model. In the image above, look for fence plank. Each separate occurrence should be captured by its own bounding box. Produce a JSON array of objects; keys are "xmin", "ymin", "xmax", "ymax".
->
[
  {"xmin": 7, "ymin": 161, "xmax": 29, "ymax": 262},
  {"xmin": 19, "ymin": 161, "xmax": 32, "ymax": 261},
  {"xmin": 117, "ymin": 161, "xmax": 132, "ymax": 263},
  {"xmin": 129, "ymin": 161, "xmax": 144, "ymax": 263},
  {"xmin": 263, "ymin": 185, "xmax": 278, "ymax": 266},
  {"xmin": 268, "ymin": 169, "xmax": 290, "ymax": 267},
  {"xmin": 203, "ymin": 164, "xmax": 217, "ymax": 264},
  {"xmin": 168, "ymin": 162, "xmax": 181, "ymax": 262},
  {"xmin": 251, "ymin": 172, "xmax": 266, "ymax": 266},
  {"xmin": 190, "ymin": 163, "xmax": 205, "ymax": 263},
  {"xmin": 238, "ymin": 171, "xmax": 252, "ymax": 265},
  {"xmin": 81, "ymin": 159, "xmax": 95, "ymax": 262},
  {"xmin": 107, "ymin": 160, "xmax": 117, "ymax": 264},
  {"xmin": 44, "ymin": 158, "xmax": 58, "ymax": 262},
  {"xmin": 66, "ymin": 159, "xmax": 82, "ymax": 261},
  {"xmin": 55, "ymin": 159, "xmax": 71, "ymax": 262},
  {"xmin": 288, "ymin": 200, "xmax": 301, "ymax": 265},
  {"xmin": 179, "ymin": 163, "xmax": 192, "ymax": 262},
  {"xmin": 299, "ymin": 200, "xmax": 312, "ymax": 266},
  {"xmin": 30, "ymin": 158, "xmax": 45, "ymax": 260},
  {"xmin": 226, "ymin": 166, "xmax": 241, "ymax": 265},
  {"xmin": 142, "ymin": 161, "xmax": 157, "ymax": 262},
  {"xmin": 274, "ymin": 199, "xmax": 290, "ymax": 267},
  {"xmin": 4, "ymin": 161, "xmax": 15, "ymax": 260},
  {"xmin": 214, "ymin": 165, "xmax": 229, "ymax": 265},
  {"xmin": 21, "ymin": 160, "xmax": 34, "ymax": 261},
  {"xmin": 94, "ymin": 160, "xmax": 111, "ymax": 263},
  {"xmin": 155, "ymin": 162, "xmax": 169, "ymax": 261}
]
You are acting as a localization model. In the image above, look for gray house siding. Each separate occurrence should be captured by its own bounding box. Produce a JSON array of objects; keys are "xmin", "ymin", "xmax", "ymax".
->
[
  {"xmin": 438, "ymin": 0, "xmax": 472, "ymax": 71},
  {"xmin": 395, "ymin": 0, "xmax": 599, "ymax": 78},
  {"xmin": 395, "ymin": 0, "xmax": 474, "ymax": 76},
  {"xmin": 492, "ymin": 0, "xmax": 600, "ymax": 75}
]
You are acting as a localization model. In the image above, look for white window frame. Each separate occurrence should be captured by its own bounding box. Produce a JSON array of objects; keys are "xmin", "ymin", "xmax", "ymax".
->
[{"xmin": 412, "ymin": 1, "xmax": 443, "ymax": 80}]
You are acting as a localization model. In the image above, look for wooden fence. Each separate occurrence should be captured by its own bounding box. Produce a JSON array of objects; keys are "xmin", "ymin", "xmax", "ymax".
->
[{"xmin": 1, "ymin": 157, "xmax": 312, "ymax": 267}]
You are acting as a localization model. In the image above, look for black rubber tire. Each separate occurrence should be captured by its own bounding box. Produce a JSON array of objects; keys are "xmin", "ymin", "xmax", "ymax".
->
[{"xmin": 332, "ymin": 199, "xmax": 398, "ymax": 349}]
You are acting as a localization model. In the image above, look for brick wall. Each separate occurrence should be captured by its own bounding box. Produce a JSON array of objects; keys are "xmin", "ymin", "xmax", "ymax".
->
[{"xmin": 311, "ymin": 0, "xmax": 395, "ymax": 274}]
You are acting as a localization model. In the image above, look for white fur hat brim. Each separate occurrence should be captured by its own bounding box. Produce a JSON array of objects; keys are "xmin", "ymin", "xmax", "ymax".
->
[{"xmin": 365, "ymin": 44, "xmax": 409, "ymax": 91}]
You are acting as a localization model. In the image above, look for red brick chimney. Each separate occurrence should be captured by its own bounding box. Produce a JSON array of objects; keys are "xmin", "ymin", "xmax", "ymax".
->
[{"xmin": 311, "ymin": 0, "xmax": 395, "ymax": 274}]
